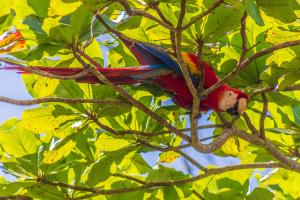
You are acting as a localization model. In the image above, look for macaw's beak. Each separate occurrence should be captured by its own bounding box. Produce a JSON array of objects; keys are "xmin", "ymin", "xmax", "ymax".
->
[
  {"xmin": 226, "ymin": 98, "xmax": 247, "ymax": 116},
  {"xmin": 226, "ymin": 101, "xmax": 239, "ymax": 116}
]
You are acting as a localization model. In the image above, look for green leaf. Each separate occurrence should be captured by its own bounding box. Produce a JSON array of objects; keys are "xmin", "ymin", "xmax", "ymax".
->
[
  {"xmin": 262, "ymin": 169, "xmax": 300, "ymax": 198},
  {"xmin": 43, "ymin": 140, "xmax": 75, "ymax": 164},
  {"xmin": 95, "ymin": 133, "xmax": 131, "ymax": 152},
  {"xmin": 293, "ymin": 106, "xmax": 300, "ymax": 127},
  {"xmin": 147, "ymin": 165, "xmax": 189, "ymax": 181},
  {"xmin": 0, "ymin": 181, "xmax": 36, "ymax": 196},
  {"xmin": 75, "ymin": 127, "xmax": 95, "ymax": 162},
  {"xmin": 266, "ymin": 128, "xmax": 299, "ymax": 135},
  {"xmin": 87, "ymin": 147, "xmax": 135, "ymax": 186},
  {"xmin": 20, "ymin": 105, "xmax": 76, "ymax": 139},
  {"xmin": 159, "ymin": 151, "xmax": 181, "ymax": 163},
  {"xmin": 0, "ymin": 119, "xmax": 40, "ymax": 157},
  {"xmin": 55, "ymin": 80, "xmax": 86, "ymax": 112},
  {"xmin": 247, "ymin": 188, "xmax": 274, "ymax": 200},
  {"xmin": 256, "ymin": 0, "xmax": 298, "ymax": 23},
  {"xmin": 27, "ymin": 0, "xmax": 50, "ymax": 18},
  {"xmin": 23, "ymin": 75, "xmax": 60, "ymax": 98},
  {"xmin": 243, "ymin": 0, "xmax": 264, "ymax": 26},
  {"xmin": 202, "ymin": 4, "xmax": 243, "ymax": 41}
]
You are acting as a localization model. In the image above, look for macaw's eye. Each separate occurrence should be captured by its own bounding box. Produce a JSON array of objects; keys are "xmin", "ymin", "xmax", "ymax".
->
[{"xmin": 226, "ymin": 101, "xmax": 239, "ymax": 116}]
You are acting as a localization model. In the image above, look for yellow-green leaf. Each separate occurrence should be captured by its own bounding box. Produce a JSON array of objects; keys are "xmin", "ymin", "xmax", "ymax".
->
[
  {"xmin": 159, "ymin": 151, "xmax": 181, "ymax": 163},
  {"xmin": 95, "ymin": 134, "xmax": 131, "ymax": 152},
  {"xmin": 43, "ymin": 140, "xmax": 75, "ymax": 164}
]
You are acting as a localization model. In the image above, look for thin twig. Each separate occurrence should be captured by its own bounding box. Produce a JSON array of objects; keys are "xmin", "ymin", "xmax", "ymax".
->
[
  {"xmin": 117, "ymin": 0, "xmax": 176, "ymax": 31},
  {"xmin": 240, "ymin": 11, "xmax": 248, "ymax": 57},
  {"xmin": 249, "ymin": 85, "xmax": 277, "ymax": 99},
  {"xmin": 235, "ymin": 129, "xmax": 300, "ymax": 172},
  {"xmin": 76, "ymin": 47, "xmax": 103, "ymax": 68},
  {"xmin": 95, "ymin": 13, "xmax": 173, "ymax": 56},
  {"xmin": 259, "ymin": 93, "xmax": 268, "ymax": 139},
  {"xmin": 73, "ymin": 45, "xmax": 192, "ymax": 143},
  {"xmin": 177, "ymin": 0, "xmax": 187, "ymax": 30},
  {"xmin": 182, "ymin": 0, "xmax": 224, "ymax": 30},
  {"xmin": 192, "ymin": 190, "xmax": 205, "ymax": 200},
  {"xmin": 112, "ymin": 173, "xmax": 146, "ymax": 184},
  {"xmin": 192, "ymin": 129, "xmax": 232, "ymax": 153},
  {"xmin": 87, "ymin": 112, "xmax": 120, "ymax": 135},
  {"xmin": 0, "ymin": 96, "xmax": 126, "ymax": 106},
  {"xmin": 150, "ymin": 1, "xmax": 177, "ymax": 54},
  {"xmin": 175, "ymin": 0, "xmax": 201, "ymax": 146},
  {"xmin": 1, "ymin": 62, "xmax": 90, "ymax": 80},
  {"xmin": 39, "ymin": 162, "xmax": 283, "ymax": 199},
  {"xmin": 0, "ymin": 195, "xmax": 33, "ymax": 200},
  {"xmin": 250, "ymin": 84, "xmax": 300, "ymax": 99},
  {"xmin": 175, "ymin": 149, "xmax": 207, "ymax": 171},
  {"xmin": 242, "ymin": 113, "xmax": 259, "ymax": 135},
  {"xmin": 197, "ymin": 37, "xmax": 205, "ymax": 95},
  {"xmin": 139, "ymin": 140, "xmax": 206, "ymax": 171},
  {"xmin": 284, "ymin": 84, "xmax": 300, "ymax": 91},
  {"xmin": 118, "ymin": 127, "xmax": 222, "ymax": 140},
  {"xmin": 200, "ymin": 40, "xmax": 300, "ymax": 96}
]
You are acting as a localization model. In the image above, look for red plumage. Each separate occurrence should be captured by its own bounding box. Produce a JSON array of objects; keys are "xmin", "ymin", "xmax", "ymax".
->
[{"xmin": 1, "ymin": 32, "xmax": 248, "ymax": 115}]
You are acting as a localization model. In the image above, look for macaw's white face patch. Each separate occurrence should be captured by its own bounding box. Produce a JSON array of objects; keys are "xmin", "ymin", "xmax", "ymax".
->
[{"xmin": 218, "ymin": 90, "xmax": 238, "ymax": 111}]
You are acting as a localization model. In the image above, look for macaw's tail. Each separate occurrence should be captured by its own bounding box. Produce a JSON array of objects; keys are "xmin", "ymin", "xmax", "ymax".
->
[{"xmin": 2, "ymin": 64, "xmax": 171, "ymax": 85}]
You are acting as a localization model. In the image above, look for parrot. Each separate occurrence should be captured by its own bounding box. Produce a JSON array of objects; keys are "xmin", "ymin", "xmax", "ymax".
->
[{"xmin": 1, "ymin": 30, "xmax": 248, "ymax": 116}]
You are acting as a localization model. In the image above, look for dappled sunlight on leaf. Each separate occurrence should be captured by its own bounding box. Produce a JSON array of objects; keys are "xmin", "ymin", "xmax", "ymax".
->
[
  {"xmin": 43, "ymin": 140, "xmax": 75, "ymax": 164},
  {"xmin": 159, "ymin": 151, "xmax": 181, "ymax": 163}
]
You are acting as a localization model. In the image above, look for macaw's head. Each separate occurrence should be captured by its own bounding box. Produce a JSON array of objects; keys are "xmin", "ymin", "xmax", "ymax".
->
[{"xmin": 217, "ymin": 86, "xmax": 248, "ymax": 116}]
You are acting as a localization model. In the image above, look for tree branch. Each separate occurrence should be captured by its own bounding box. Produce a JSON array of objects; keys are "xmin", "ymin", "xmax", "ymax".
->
[
  {"xmin": 0, "ymin": 195, "xmax": 33, "ymax": 200},
  {"xmin": 200, "ymin": 40, "xmax": 300, "ymax": 96},
  {"xmin": 259, "ymin": 93, "xmax": 268, "ymax": 139},
  {"xmin": 112, "ymin": 173, "xmax": 146, "ymax": 185},
  {"xmin": 75, "ymin": 47, "xmax": 102, "ymax": 68},
  {"xmin": 196, "ymin": 38, "xmax": 205, "ymax": 95},
  {"xmin": 0, "ymin": 96, "xmax": 125, "ymax": 106},
  {"xmin": 1, "ymin": 62, "xmax": 90, "ymax": 80},
  {"xmin": 72, "ymin": 46, "xmax": 192, "ymax": 143},
  {"xmin": 234, "ymin": 129, "xmax": 300, "ymax": 172},
  {"xmin": 139, "ymin": 140, "xmax": 206, "ymax": 171},
  {"xmin": 150, "ymin": 1, "xmax": 176, "ymax": 54},
  {"xmin": 95, "ymin": 13, "xmax": 174, "ymax": 58},
  {"xmin": 192, "ymin": 128, "xmax": 232, "ymax": 153},
  {"xmin": 250, "ymin": 84, "xmax": 300, "ymax": 99},
  {"xmin": 175, "ymin": 149, "xmax": 207, "ymax": 171},
  {"xmin": 192, "ymin": 190, "xmax": 205, "ymax": 200},
  {"xmin": 182, "ymin": 0, "xmax": 224, "ymax": 30},
  {"xmin": 117, "ymin": 0, "xmax": 176, "ymax": 31},
  {"xmin": 177, "ymin": 0, "xmax": 187, "ymax": 29},
  {"xmin": 175, "ymin": 0, "xmax": 201, "ymax": 146},
  {"xmin": 242, "ymin": 113, "xmax": 259, "ymax": 135},
  {"xmin": 240, "ymin": 11, "xmax": 248, "ymax": 57},
  {"xmin": 39, "ymin": 162, "xmax": 283, "ymax": 199}
]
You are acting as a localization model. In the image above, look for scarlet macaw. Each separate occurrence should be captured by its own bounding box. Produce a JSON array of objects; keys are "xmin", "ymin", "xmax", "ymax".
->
[{"xmin": 1, "ymin": 31, "xmax": 248, "ymax": 116}]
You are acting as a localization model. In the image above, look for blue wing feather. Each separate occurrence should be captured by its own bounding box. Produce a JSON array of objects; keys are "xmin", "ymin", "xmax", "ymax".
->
[{"xmin": 121, "ymin": 38, "xmax": 199, "ymax": 83}]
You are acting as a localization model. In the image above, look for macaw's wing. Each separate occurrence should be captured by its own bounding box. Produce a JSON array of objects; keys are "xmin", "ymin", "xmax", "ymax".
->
[
  {"xmin": 3, "ymin": 64, "xmax": 172, "ymax": 84},
  {"xmin": 181, "ymin": 52, "xmax": 220, "ymax": 87},
  {"xmin": 120, "ymin": 38, "xmax": 182, "ymax": 75},
  {"xmin": 121, "ymin": 38, "xmax": 218, "ymax": 85}
]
